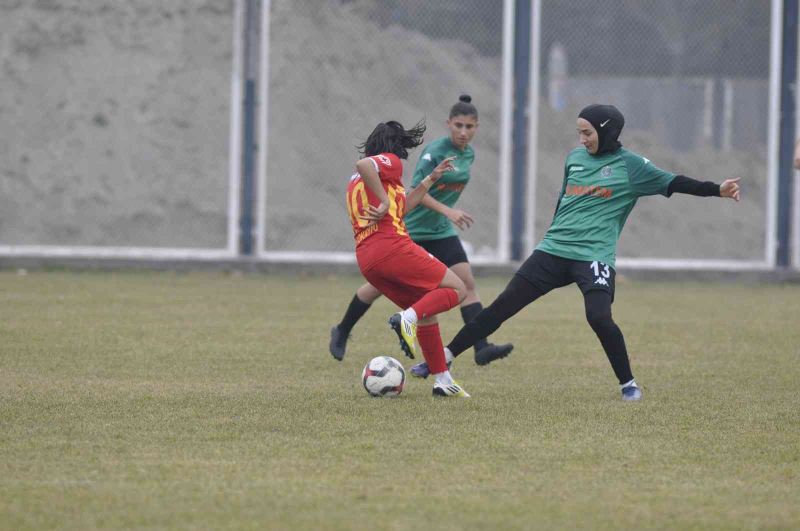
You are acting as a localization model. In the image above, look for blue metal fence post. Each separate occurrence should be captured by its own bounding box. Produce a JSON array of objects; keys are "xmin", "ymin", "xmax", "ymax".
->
[
  {"xmin": 239, "ymin": 0, "xmax": 259, "ymax": 255},
  {"xmin": 511, "ymin": 0, "xmax": 532, "ymax": 261},
  {"xmin": 778, "ymin": 0, "xmax": 798, "ymax": 267}
]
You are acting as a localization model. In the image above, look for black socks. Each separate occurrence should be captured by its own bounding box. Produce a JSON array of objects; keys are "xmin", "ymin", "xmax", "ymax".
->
[{"xmin": 338, "ymin": 294, "xmax": 372, "ymax": 334}]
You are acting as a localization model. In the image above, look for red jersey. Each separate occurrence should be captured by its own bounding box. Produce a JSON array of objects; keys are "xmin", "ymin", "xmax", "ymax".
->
[
  {"xmin": 346, "ymin": 152, "xmax": 448, "ymax": 299},
  {"xmin": 346, "ymin": 153, "xmax": 414, "ymax": 271},
  {"xmin": 346, "ymin": 153, "xmax": 411, "ymax": 244}
]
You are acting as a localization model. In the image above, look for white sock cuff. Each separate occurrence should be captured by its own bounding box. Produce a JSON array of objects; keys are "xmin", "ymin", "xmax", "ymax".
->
[
  {"xmin": 444, "ymin": 347, "xmax": 454, "ymax": 363},
  {"xmin": 434, "ymin": 370, "xmax": 454, "ymax": 386},
  {"xmin": 620, "ymin": 379, "xmax": 637, "ymax": 389},
  {"xmin": 402, "ymin": 308, "xmax": 418, "ymax": 324}
]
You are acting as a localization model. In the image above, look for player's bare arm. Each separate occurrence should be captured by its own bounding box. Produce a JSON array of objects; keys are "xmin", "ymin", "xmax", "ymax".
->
[
  {"xmin": 405, "ymin": 157, "xmax": 456, "ymax": 211},
  {"xmin": 420, "ymin": 194, "xmax": 474, "ymax": 230},
  {"xmin": 356, "ymin": 157, "xmax": 390, "ymax": 224}
]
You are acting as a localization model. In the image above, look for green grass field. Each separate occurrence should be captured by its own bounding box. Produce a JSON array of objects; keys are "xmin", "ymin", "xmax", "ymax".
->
[{"xmin": 1, "ymin": 271, "xmax": 798, "ymax": 530}]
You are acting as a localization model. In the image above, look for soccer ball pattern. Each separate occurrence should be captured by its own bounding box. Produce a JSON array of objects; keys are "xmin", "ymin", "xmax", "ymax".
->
[{"xmin": 361, "ymin": 356, "xmax": 405, "ymax": 397}]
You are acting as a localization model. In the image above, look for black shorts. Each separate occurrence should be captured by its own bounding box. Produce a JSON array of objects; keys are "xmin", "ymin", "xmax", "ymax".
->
[
  {"xmin": 413, "ymin": 235, "xmax": 469, "ymax": 268},
  {"xmin": 516, "ymin": 250, "xmax": 616, "ymax": 301}
]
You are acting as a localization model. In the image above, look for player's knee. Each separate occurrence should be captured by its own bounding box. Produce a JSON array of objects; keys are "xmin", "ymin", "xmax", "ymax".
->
[
  {"xmin": 585, "ymin": 305, "xmax": 613, "ymax": 331},
  {"xmin": 357, "ymin": 284, "xmax": 381, "ymax": 304},
  {"xmin": 451, "ymin": 278, "xmax": 467, "ymax": 303}
]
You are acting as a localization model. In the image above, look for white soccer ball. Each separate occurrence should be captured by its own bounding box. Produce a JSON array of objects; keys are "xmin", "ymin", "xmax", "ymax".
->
[{"xmin": 361, "ymin": 356, "xmax": 405, "ymax": 397}]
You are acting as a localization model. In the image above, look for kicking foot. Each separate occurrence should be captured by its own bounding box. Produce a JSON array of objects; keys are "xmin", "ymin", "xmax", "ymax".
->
[
  {"xmin": 474, "ymin": 343, "xmax": 514, "ymax": 366},
  {"xmin": 388, "ymin": 312, "xmax": 416, "ymax": 359}
]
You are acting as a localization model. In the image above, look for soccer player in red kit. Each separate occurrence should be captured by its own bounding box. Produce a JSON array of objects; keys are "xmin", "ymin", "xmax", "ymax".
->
[{"xmin": 346, "ymin": 120, "xmax": 471, "ymax": 397}]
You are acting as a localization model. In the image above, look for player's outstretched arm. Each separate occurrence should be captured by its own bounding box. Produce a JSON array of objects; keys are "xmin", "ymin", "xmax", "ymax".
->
[{"xmin": 667, "ymin": 175, "xmax": 741, "ymax": 202}]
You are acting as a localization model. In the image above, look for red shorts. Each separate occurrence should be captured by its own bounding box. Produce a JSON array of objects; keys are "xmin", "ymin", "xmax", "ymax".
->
[{"xmin": 357, "ymin": 237, "xmax": 447, "ymax": 309}]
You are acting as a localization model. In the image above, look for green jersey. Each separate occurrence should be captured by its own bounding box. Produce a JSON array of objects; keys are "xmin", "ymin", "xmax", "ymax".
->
[
  {"xmin": 404, "ymin": 136, "xmax": 474, "ymax": 241},
  {"xmin": 536, "ymin": 147, "xmax": 675, "ymax": 268}
]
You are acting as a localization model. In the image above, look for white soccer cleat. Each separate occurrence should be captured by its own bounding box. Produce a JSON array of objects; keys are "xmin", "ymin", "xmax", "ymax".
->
[{"xmin": 432, "ymin": 380, "xmax": 471, "ymax": 398}]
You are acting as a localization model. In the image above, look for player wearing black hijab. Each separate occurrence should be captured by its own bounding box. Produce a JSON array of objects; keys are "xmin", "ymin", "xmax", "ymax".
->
[{"xmin": 439, "ymin": 104, "xmax": 741, "ymax": 400}]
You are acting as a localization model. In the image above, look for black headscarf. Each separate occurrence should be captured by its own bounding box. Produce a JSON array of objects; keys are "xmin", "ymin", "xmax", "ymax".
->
[{"xmin": 578, "ymin": 104, "xmax": 625, "ymax": 156}]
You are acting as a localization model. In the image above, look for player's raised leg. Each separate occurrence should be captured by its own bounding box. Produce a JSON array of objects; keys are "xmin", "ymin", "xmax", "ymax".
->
[
  {"xmin": 453, "ymin": 262, "xmax": 514, "ymax": 365},
  {"xmin": 389, "ymin": 268, "xmax": 465, "ymax": 359}
]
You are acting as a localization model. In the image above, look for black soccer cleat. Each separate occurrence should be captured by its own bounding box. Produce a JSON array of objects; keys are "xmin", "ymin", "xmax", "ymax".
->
[
  {"xmin": 474, "ymin": 343, "xmax": 514, "ymax": 366},
  {"xmin": 329, "ymin": 326, "xmax": 349, "ymax": 361}
]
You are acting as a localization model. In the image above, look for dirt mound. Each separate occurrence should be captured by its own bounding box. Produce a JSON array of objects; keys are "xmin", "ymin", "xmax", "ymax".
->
[{"xmin": 0, "ymin": 0, "xmax": 233, "ymax": 247}]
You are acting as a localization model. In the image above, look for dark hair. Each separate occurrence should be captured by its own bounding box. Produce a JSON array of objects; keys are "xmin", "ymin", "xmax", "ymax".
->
[
  {"xmin": 357, "ymin": 119, "xmax": 426, "ymax": 159},
  {"xmin": 449, "ymin": 94, "xmax": 478, "ymax": 119}
]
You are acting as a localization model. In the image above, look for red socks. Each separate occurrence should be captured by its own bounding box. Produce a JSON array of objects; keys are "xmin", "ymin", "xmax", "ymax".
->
[
  {"xmin": 417, "ymin": 323, "xmax": 448, "ymax": 374},
  {"xmin": 411, "ymin": 288, "xmax": 459, "ymax": 374},
  {"xmin": 411, "ymin": 288, "xmax": 459, "ymax": 320}
]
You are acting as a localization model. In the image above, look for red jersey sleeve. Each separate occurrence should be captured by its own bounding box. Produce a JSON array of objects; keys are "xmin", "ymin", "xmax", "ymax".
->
[{"xmin": 368, "ymin": 153, "xmax": 403, "ymax": 186}]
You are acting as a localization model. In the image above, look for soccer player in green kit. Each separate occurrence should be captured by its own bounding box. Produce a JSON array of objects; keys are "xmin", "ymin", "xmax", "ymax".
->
[
  {"xmin": 439, "ymin": 104, "xmax": 741, "ymax": 401},
  {"xmin": 330, "ymin": 95, "xmax": 514, "ymax": 372}
]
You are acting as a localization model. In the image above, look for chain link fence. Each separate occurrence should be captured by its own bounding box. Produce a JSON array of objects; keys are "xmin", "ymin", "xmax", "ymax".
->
[
  {"xmin": 0, "ymin": 0, "xmax": 783, "ymax": 268},
  {"xmin": 0, "ymin": 0, "xmax": 234, "ymax": 250}
]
